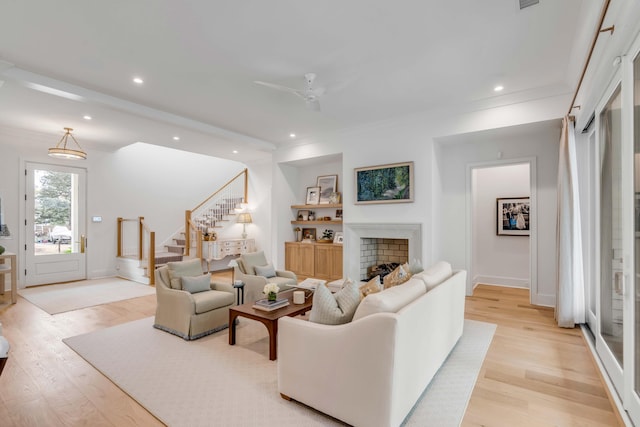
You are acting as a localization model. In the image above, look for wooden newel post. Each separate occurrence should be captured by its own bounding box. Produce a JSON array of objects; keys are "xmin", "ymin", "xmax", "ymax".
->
[
  {"xmin": 117, "ymin": 217, "xmax": 123, "ymax": 257},
  {"xmin": 149, "ymin": 231, "xmax": 155, "ymax": 286},
  {"xmin": 185, "ymin": 210, "xmax": 192, "ymax": 257},
  {"xmin": 138, "ymin": 216, "xmax": 144, "ymax": 260}
]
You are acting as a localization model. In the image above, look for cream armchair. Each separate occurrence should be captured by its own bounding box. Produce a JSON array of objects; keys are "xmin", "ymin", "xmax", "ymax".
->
[
  {"xmin": 154, "ymin": 259, "xmax": 235, "ymax": 340},
  {"xmin": 234, "ymin": 251, "xmax": 297, "ymax": 302}
]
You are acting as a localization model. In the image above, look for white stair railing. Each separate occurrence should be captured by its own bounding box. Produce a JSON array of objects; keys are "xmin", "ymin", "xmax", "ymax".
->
[{"xmin": 184, "ymin": 169, "xmax": 248, "ymax": 256}]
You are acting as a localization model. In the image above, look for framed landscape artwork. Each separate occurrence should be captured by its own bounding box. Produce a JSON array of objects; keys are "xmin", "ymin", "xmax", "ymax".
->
[
  {"xmin": 497, "ymin": 197, "xmax": 530, "ymax": 236},
  {"xmin": 355, "ymin": 162, "xmax": 414, "ymax": 204},
  {"xmin": 316, "ymin": 175, "xmax": 338, "ymax": 204}
]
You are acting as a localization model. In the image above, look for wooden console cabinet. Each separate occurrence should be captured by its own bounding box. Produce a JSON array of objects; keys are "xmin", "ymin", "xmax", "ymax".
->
[{"xmin": 285, "ymin": 242, "xmax": 343, "ymax": 281}]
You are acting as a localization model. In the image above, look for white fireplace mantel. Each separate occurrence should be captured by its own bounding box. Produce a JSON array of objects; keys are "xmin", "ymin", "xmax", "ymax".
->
[{"xmin": 344, "ymin": 222, "xmax": 422, "ymax": 281}]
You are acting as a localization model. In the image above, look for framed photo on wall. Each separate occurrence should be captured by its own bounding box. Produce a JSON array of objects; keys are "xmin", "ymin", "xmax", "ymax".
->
[
  {"xmin": 306, "ymin": 186, "xmax": 320, "ymax": 205},
  {"xmin": 317, "ymin": 175, "xmax": 338, "ymax": 204},
  {"xmin": 355, "ymin": 162, "xmax": 414, "ymax": 204},
  {"xmin": 497, "ymin": 197, "xmax": 530, "ymax": 236}
]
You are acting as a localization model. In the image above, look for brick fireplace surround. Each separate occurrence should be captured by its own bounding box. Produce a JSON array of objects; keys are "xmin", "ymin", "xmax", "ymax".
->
[{"xmin": 343, "ymin": 223, "xmax": 422, "ymax": 281}]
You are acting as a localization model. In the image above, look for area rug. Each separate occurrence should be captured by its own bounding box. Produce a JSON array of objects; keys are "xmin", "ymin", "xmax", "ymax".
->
[
  {"xmin": 64, "ymin": 317, "xmax": 495, "ymax": 426},
  {"xmin": 19, "ymin": 277, "xmax": 155, "ymax": 314}
]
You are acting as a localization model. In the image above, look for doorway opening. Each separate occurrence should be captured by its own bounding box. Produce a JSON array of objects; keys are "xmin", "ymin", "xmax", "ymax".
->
[{"xmin": 466, "ymin": 158, "xmax": 537, "ymax": 303}]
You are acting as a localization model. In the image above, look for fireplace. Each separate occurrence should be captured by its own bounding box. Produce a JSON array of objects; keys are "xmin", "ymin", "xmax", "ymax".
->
[
  {"xmin": 361, "ymin": 238, "xmax": 408, "ymax": 280},
  {"xmin": 344, "ymin": 223, "xmax": 422, "ymax": 281}
]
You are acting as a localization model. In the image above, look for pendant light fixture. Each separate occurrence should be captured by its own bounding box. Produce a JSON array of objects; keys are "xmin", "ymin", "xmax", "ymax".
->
[{"xmin": 48, "ymin": 127, "xmax": 87, "ymax": 160}]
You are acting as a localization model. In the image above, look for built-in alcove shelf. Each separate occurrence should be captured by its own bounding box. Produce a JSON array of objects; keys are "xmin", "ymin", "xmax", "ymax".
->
[
  {"xmin": 291, "ymin": 204, "xmax": 342, "ymax": 209},
  {"xmin": 291, "ymin": 203, "xmax": 343, "ymax": 225},
  {"xmin": 291, "ymin": 220, "xmax": 342, "ymax": 225}
]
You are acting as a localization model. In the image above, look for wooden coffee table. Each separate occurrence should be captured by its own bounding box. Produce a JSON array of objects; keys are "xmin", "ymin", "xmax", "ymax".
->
[{"xmin": 228, "ymin": 289, "xmax": 312, "ymax": 360}]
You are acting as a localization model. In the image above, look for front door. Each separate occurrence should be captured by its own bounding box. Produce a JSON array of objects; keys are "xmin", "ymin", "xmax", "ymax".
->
[{"xmin": 25, "ymin": 162, "xmax": 87, "ymax": 285}]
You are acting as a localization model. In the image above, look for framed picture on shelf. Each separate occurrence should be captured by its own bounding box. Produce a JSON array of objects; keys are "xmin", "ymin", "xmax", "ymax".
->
[
  {"xmin": 333, "ymin": 231, "xmax": 344, "ymax": 244},
  {"xmin": 306, "ymin": 186, "xmax": 321, "ymax": 205},
  {"xmin": 302, "ymin": 228, "xmax": 316, "ymax": 241},
  {"xmin": 297, "ymin": 210, "xmax": 310, "ymax": 221},
  {"xmin": 496, "ymin": 197, "xmax": 530, "ymax": 236},
  {"xmin": 335, "ymin": 209, "xmax": 343, "ymax": 219},
  {"xmin": 355, "ymin": 161, "xmax": 414, "ymax": 204},
  {"xmin": 317, "ymin": 175, "xmax": 338, "ymax": 204}
]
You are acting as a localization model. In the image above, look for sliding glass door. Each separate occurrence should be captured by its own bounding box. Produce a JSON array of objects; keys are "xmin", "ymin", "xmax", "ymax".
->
[
  {"xmin": 593, "ymin": 46, "xmax": 640, "ymax": 426},
  {"xmin": 629, "ymin": 49, "xmax": 640, "ymax": 424},
  {"xmin": 597, "ymin": 80, "xmax": 625, "ymax": 392}
]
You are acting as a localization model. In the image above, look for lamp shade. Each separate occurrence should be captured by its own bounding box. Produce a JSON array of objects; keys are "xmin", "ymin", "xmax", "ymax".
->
[{"xmin": 236, "ymin": 213, "xmax": 252, "ymax": 224}]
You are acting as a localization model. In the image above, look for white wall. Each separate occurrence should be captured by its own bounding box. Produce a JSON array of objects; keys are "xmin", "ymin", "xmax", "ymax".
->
[
  {"xmin": 435, "ymin": 121, "xmax": 560, "ymax": 306},
  {"xmin": 472, "ymin": 163, "xmax": 530, "ymax": 288},
  {"xmin": 272, "ymin": 92, "xmax": 568, "ymax": 301},
  {"xmin": 0, "ymin": 131, "xmax": 258, "ymax": 287}
]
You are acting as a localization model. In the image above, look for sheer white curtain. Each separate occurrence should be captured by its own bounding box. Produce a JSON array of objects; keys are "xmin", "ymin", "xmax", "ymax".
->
[{"xmin": 556, "ymin": 116, "xmax": 586, "ymax": 327}]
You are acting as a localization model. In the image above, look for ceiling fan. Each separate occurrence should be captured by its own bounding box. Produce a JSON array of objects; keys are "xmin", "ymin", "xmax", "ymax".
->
[{"xmin": 254, "ymin": 73, "xmax": 324, "ymax": 111}]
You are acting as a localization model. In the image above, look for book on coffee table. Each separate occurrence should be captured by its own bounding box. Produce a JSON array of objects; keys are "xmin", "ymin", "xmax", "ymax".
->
[{"xmin": 252, "ymin": 298, "xmax": 290, "ymax": 311}]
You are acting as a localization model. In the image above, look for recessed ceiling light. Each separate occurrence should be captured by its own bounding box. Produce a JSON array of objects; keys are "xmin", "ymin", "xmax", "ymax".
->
[
  {"xmin": 83, "ymin": 115, "xmax": 92, "ymax": 120},
  {"xmin": 232, "ymin": 150, "xmax": 238, "ymax": 154},
  {"xmin": 173, "ymin": 136, "xmax": 180, "ymax": 141},
  {"xmin": 289, "ymin": 133, "xmax": 296, "ymax": 138},
  {"xmin": 133, "ymin": 77, "xmax": 144, "ymax": 84},
  {"xmin": 494, "ymin": 85, "xmax": 504, "ymax": 92}
]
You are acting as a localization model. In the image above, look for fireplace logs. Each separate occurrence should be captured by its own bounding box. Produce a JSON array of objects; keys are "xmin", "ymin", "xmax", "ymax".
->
[{"xmin": 367, "ymin": 262, "xmax": 401, "ymax": 281}]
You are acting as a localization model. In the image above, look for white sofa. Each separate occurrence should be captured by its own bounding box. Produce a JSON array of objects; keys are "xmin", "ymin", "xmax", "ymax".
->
[{"xmin": 277, "ymin": 267, "xmax": 466, "ymax": 427}]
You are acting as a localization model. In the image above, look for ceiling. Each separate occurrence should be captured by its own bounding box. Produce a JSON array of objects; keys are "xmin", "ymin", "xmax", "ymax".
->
[{"xmin": 0, "ymin": 1, "xmax": 601, "ymax": 162}]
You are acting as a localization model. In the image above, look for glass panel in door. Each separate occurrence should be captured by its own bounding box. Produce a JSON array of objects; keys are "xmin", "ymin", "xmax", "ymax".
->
[
  {"xmin": 25, "ymin": 163, "xmax": 86, "ymax": 285},
  {"xmin": 600, "ymin": 84, "xmax": 624, "ymax": 367}
]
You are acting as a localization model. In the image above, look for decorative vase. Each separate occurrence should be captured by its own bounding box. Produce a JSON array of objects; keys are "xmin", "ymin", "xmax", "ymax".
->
[{"xmin": 268, "ymin": 291, "xmax": 277, "ymax": 302}]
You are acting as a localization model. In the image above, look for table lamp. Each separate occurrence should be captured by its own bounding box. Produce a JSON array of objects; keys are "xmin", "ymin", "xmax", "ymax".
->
[{"xmin": 236, "ymin": 213, "xmax": 252, "ymax": 239}]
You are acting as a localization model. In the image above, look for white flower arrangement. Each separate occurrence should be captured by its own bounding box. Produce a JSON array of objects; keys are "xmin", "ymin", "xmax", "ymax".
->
[{"xmin": 263, "ymin": 283, "xmax": 280, "ymax": 295}]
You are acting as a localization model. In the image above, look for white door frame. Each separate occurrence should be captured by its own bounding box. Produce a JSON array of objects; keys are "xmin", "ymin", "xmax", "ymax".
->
[
  {"xmin": 465, "ymin": 157, "xmax": 538, "ymax": 304},
  {"xmin": 23, "ymin": 161, "xmax": 87, "ymax": 286}
]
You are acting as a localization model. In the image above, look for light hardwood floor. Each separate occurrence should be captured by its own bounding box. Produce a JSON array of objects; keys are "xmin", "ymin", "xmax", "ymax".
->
[
  {"xmin": 463, "ymin": 285, "xmax": 623, "ymax": 427},
  {"xmin": 0, "ymin": 278, "xmax": 624, "ymax": 426}
]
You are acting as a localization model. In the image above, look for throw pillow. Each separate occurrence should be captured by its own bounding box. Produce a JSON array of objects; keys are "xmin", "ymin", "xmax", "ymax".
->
[
  {"xmin": 352, "ymin": 278, "xmax": 426, "ymax": 321},
  {"xmin": 407, "ymin": 258, "xmax": 424, "ymax": 275},
  {"xmin": 240, "ymin": 251, "xmax": 268, "ymax": 275},
  {"xmin": 414, "ymin": 261, "xmax": 452, "ymax": 291},
  {"xmin": 383, "ymin": 264, "xmax": 411, "ymax": 289},
  {"xmin": 309, "ymin": 279, "xmax": 360, "ymax": 325},
  {"xmin": 359, "ymin": 275, "xmax": 382, "ymax": 300},
  {"xmin": 167, "ymin": 258, "xmax": 203, "ymax": 290},
  {"xmin": 181, "ymin": 273, "xmax": 211, "ymax": 294},
  {"xmin": 254, "ymin": 263, "xmax": 276, "ymax": 278}
]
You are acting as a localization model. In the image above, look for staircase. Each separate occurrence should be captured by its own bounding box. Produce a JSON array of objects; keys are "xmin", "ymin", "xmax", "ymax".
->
[{"xmin": 116, "ymin": 169, "xmax": 248, "ymax": 284}]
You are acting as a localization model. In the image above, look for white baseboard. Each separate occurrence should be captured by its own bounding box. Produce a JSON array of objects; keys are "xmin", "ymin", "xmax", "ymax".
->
[
  {"xmin": 530, "ymin": 293, "xmax": 555, "ymax": 307},
  {"xmin": 473, "ymin": 275, "xmax": 529, "ymax": 289}
]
